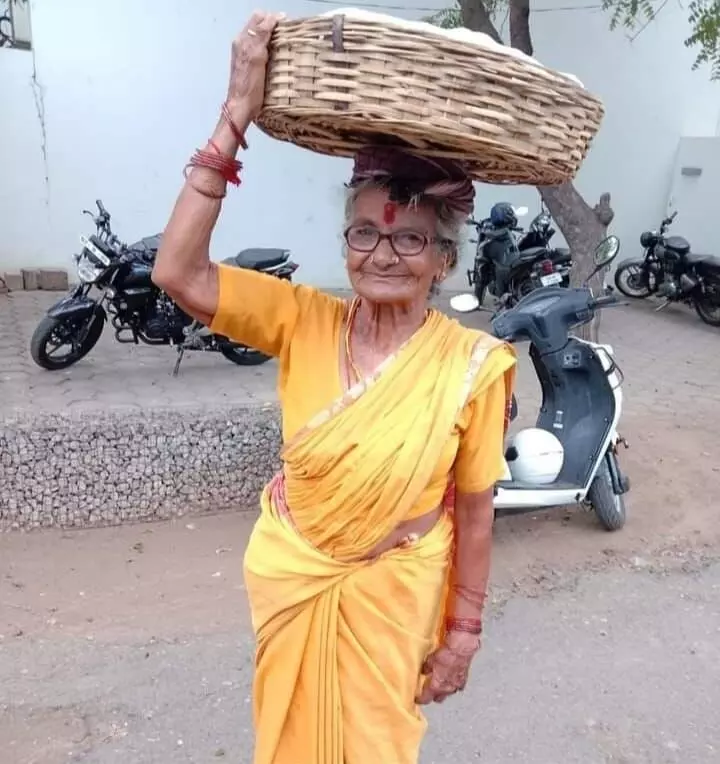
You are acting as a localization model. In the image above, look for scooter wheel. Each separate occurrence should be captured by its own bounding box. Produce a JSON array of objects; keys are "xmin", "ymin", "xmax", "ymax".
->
[{"xmin": 587, "ymin": 455, "xmax": 627, "ymax": 532}]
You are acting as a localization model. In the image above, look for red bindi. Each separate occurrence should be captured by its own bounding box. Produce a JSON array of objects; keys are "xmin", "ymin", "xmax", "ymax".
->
[{"xmin": 383, "ymin": 202, "xmax": 397, "ymax": 225}]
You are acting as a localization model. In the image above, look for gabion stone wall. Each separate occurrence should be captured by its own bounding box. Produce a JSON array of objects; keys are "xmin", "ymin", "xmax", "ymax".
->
[{"xmin": 0, "ymin": 405, "xmax": 282, "ymax": 531}]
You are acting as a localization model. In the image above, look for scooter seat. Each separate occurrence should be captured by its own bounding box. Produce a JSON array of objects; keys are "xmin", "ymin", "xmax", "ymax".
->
[
  {"xmin": 228, "ymin": 248, "xmax": 289, "ymax": 270},
  {"xmin": 496, "ymin": 479, "xmax": 580, "ymax": 491}
]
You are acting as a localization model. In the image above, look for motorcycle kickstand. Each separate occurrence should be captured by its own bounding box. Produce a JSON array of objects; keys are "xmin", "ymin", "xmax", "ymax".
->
[
  {"xmin": 172, "ymin": 346, "xmax": 185, "ymax": 377},
  {"xmin": 655, "ymin": 299, "xmax": 671, "ymax": 312}
]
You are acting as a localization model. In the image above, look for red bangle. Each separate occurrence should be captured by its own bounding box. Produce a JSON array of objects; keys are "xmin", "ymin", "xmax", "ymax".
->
[
  {"xmin": 446, "ymin": 617, "xmax": 483, "ymax": 635},
  {"xmin": 221, "ymin": 103, "xmax": 249, "ymax": 150},
  {"xmin": 185, "ymin": 148, "xmax": 243, "ymax": 186}
]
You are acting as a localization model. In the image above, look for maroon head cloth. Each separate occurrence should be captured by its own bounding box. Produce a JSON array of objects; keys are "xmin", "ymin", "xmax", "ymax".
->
[{"xmin": 349, "ymin": 146, "xmax": 475, "ymax": 216}]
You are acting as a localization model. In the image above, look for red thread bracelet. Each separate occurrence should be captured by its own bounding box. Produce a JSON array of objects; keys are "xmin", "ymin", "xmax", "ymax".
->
[
  {"xmin": 221, "ymin": 103, "xmax": 249, "ymax": 150},
  {"xmin": 446, "ymin": 617, "xmax": 483, "ymax": 635}
]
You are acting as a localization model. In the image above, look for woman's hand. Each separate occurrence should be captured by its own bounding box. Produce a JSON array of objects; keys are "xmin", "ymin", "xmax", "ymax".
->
[
  {"xmin": 416, "ymin": 630, "xmax": 480, "ymax": 705},
  {"xmin": 226, "ymin": 10, "xmax": 286, "ymax": 130}
]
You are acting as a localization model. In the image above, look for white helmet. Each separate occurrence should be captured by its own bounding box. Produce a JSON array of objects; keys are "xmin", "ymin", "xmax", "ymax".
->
[{"xmin": 506, "ymin": 428, "xmax": 564, "ymax": 485}]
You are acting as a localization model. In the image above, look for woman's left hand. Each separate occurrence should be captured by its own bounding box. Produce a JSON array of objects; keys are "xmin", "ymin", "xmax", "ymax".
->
[{"xmin": 416, "ymin": 630, "xmax": 480, "ymax": 705}]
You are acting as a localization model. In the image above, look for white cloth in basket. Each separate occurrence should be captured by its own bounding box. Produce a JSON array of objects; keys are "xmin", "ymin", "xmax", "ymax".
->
[{"xmin": 320, "ymin": 8, "xmax": 584, "ymax": 88}]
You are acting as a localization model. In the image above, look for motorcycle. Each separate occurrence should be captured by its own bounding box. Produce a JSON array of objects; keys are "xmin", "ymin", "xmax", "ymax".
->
[
  {"xmin": 451, "ymin": 235, "xmax": 629, "ymax": 531},
  {"xmin": 465, "ymin": 204, "xmax": 572, "ymax": 309},
  {"xmin": 614, "ymin": 210, "xmax": 720, "ymax": 326},
  {"xmin": 30, "ymin": 200, "xmax": 298, "ymax": 376}
]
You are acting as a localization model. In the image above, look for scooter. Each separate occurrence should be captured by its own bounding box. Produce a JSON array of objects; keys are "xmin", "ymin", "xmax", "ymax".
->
[{"xmin": 451, "ymin": 235, "xmax": 630, "ymax": 531}]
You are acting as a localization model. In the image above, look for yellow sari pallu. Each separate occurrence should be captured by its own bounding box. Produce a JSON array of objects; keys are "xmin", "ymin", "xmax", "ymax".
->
[{"xmin": 244, "ymin": 311, "xmax": 514, "ymax": 764}]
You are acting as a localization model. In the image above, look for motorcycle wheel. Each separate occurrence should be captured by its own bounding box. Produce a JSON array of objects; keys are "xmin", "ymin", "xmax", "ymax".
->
[
  {"xmin": 587, "ymin": 454, "xmax": 626, "ymax": 532},
  {"xmin": 614, "ymin": 261, "xmax": 651, "ymax": 298},
  {"xmin": 513, "ymin": 279, "xmax": 534, "ymax": 303},
  {"xmin": 219, "ymin": 342, "xmax": 271, "ymax": 366},
  {"xmin": 694, "ymin": 287, "xmax": 720, "ymax": 327},
  {"xmin": 30, "ymin": 312, "xmax": 104, "ymax": 370}
]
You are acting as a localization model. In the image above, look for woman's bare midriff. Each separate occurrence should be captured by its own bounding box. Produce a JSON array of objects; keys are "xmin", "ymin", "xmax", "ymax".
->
[{"xmin": 362, "ymin": 504, "xmax": 444, "ymax": 560}]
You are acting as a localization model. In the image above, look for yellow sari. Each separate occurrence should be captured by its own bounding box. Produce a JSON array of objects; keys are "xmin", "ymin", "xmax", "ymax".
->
[{"xmin": 240, "ymin": 305, "xmax": 515, "ymax": 764}]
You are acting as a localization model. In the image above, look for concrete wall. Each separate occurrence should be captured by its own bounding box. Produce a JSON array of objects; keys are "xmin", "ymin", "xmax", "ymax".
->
[
  {"xmin": 2, "ymin": 0, "xmax": 720, "ymax": 288},
  {"xmin": 666, "ymin": 137, "xmax": 720, "ymax": 257}
]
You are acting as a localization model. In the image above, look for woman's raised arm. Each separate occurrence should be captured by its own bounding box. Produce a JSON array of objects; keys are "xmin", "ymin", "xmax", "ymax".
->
[{"xmin": 152, "ymin": 11, "xmax": 285, "ymax": 326}]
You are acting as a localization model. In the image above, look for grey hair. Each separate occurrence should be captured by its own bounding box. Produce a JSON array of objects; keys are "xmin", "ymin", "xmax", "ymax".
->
[{"xmin": 343, "ymin": 179, "xmax": 467, "ymax": 282}]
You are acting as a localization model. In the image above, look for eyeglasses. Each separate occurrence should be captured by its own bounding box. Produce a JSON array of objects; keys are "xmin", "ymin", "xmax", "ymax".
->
[{"xmin": 344, "ymin": 225, "xmax": 440, "ymax": 257}]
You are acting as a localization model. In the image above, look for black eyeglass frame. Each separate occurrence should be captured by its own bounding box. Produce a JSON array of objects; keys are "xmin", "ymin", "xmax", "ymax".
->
[{"xmin": 343, "ymin": 225, "xmax": 450, "ymax": 257}]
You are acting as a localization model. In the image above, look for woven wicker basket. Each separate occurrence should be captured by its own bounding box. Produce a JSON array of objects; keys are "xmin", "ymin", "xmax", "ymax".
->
[{"xmin": 255, "ymin": 13, "xmax": 605, "ymax": 185}]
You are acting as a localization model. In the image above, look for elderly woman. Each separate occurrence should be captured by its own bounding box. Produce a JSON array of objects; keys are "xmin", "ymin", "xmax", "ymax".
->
[{"xmin": 152, "ymin": 11, "xmax": 516, "ymax": 764}]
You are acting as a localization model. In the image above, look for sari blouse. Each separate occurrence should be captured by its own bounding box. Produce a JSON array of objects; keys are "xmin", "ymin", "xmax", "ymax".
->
[{"xmin": 209, "ymin": 265, "xmax": 515, "ymax": 519}]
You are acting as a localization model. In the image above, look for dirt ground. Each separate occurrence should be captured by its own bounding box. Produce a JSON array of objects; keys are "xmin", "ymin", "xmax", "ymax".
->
[{"xmin": 2, "ymin": 297, "xmax": 720, "ymax": 762}]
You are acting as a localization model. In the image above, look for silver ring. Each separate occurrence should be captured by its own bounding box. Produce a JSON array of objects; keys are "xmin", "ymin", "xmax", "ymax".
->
[{"xmin": 247, "ymin": 28, "xmax": 258, "ymax": 37}]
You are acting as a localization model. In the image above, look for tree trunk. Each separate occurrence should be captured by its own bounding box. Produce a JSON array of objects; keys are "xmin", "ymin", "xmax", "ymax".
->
[
  {"xmin": 458, "ymin": 0, "xmax": 614, "ymax": 340},
  {"xmin": 460, "ymin": 2, "xmax": 502, "ymax": 42},
  {"xmin": 509, "ymin": 0, "xmax": 533, "ymax": 54},
  {"xmin": 539, "ymin": 184, "xmax": 608, "ymax": 339}
]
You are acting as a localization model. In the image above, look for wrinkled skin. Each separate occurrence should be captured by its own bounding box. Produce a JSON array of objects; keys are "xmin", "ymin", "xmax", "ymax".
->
[{"xmin": 345, "ymin": 185, "xmax": 449, "ymax": 307}]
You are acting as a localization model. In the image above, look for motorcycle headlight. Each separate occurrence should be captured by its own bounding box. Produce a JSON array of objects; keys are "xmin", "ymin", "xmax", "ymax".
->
[{"xmin": 640, "ymin": 231, "xmax": 655, "ymax": 248}]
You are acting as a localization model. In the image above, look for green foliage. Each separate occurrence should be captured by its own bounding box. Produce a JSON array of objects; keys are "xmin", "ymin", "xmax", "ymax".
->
[
  {"xmin": 685, "ymin": 0, "xmax": 720, "ymax": 77},
  {"xmin": 426, "ymin": 0, "xmax": 720, "ymax": 78},
  {"xmin": 601, "ymin": 0, "xmax": 655, "ymax": 31},
  {"xmin": 425, "ymin": 4, "xmax": 462, "ymax": 29}
]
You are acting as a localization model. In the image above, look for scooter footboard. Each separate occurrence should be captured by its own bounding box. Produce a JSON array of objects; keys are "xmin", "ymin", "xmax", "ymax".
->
[{"xmin": 530, "ymin": 340, "xmax": 617, "ymax": 490}]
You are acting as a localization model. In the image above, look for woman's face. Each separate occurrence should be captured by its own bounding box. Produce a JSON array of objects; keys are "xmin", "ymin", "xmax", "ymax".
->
[{"xmin": 345, "ymin": 186, "xmax": 449, "ymax": 306}]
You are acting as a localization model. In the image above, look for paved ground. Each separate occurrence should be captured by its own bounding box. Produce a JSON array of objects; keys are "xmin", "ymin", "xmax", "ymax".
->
[
  {"xmin": 1, "ymin": 517, "xmax": 719, "ymax": 764},
  {"xmin": 2, "ymin": 289, "xmax": 719, "ymax": 419},
  {"xmin": 2, "ymin": 289, "xmax": 720, "ymax": 762},
  {"xmin": 1, "ymin": 291, "xmax": 276, "ymax": 413}
]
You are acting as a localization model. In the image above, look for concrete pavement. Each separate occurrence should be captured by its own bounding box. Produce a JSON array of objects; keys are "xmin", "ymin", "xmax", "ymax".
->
[{"xmin": 2, "ymin": 555, "xmax": 718, "ymax": 763}]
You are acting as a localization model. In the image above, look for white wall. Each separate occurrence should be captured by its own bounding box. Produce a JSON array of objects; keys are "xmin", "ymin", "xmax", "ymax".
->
[
  {"xmin": 2, "ymin": 0, "xmax": 720, "ymax": 288},
  {"xmin": 667, "ymin": 137, "xmax": 720, "ymax": 256}
]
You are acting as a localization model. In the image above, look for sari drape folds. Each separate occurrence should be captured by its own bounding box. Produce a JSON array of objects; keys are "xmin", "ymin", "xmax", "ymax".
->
[{"xmin": 244, "ymin": 311, "xmax": 515, "ymax": 764}]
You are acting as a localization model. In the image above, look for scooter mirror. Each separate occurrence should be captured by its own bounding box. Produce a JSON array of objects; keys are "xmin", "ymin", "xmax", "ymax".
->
[
  {"xmin": 450, "ymin": 293, "xmax": 481, "ymax": 313},
  {"xmin": 584, "ymin": 235, "xmax": 621, "ymax": 285},
  {"xmin": 513, "ymin": 206, "xmax": 529, "ymax": 217},
  {"xmin": 593, "ymin": 235, "xmax": 620, "ymax": 267}
]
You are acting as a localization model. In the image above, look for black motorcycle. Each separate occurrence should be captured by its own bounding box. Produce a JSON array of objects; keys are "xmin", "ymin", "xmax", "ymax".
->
[
  {"xmin": 30, "ymin": 200, "xmax": 298, "ymax": 375},
  {"xmin": 614, "ymin": 211, "xmax": 720, "ymax": 326},
  {"xmin": 466, "ymin": 207, "xmax": 572, "ymax": 308}
]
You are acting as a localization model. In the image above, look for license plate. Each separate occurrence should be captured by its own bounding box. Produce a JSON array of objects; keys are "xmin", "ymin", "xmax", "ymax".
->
[
  {"xmin": 79, "ymin": 235, "xmax": 111, "ymax": 266},
  {"xmin": 77, "ymin": 254, "xmax": 104, "ymax": 283},
  {"xmin": 541, "ymin": 272, "xmax": 563, "ymax": 286}
]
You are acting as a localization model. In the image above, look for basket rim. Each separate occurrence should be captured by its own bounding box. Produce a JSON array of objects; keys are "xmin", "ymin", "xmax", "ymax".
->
[{"xmin": 273, "ymin": 12, "xmax": 593, "ymax": 96}]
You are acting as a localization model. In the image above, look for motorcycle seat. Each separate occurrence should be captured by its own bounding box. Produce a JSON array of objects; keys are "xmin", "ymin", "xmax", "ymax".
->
[
  {"xmin": 551, "ymin": 247, "xmax": 571, "ymax": 263},
  {"xmin": 664, "ymin": 235, "xmax": 690, "ymax": 255},
  {"xmin": 517, "ymin": 246, "xmax": 547, "ymax": 263},
  {"xmin": 228, "ymin": 248, "xmax": 290, "ymax": 270},
  {"xmin": 686, "ymin": 253, "xmax": 720, "ymax": 268}
]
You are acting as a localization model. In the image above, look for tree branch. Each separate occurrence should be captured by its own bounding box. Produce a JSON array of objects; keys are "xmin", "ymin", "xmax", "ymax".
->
[{"xmin": 509, "ymin": 0, "xmax": 533, "ymax": 55}]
